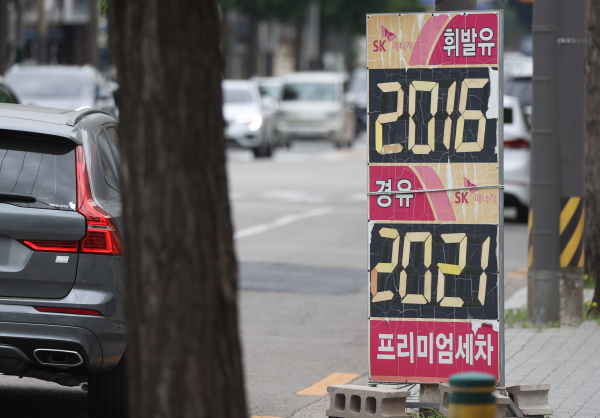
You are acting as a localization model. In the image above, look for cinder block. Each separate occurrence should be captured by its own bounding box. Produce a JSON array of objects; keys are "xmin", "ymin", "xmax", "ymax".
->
[
  {"xmin": 438, "ymin": 383, "xmax": 451, "ymax": 417},
  {"xmin": 494, "ymin": 393, "xmax": 510, "ymax": 418},
  {"xmin": 326, "ymin": 385, "xmax": 410, "ymax": 418},
  {"xmin": 419, "ymin": 383, "xmax": 441, "ymax": 403},
  {"xmin": 506, "ymin": 384, "xmax": 553, "ymax": 416}
]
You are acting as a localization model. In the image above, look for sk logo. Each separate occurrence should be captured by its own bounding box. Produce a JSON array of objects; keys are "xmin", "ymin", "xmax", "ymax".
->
[
  {"xmin": 373, "ymin": 25, "xmax": 397, "ymax": 52},
  {"xmin": 381, "ymin": 25, "xmax": 397, "ymax": 42},
  {"xmin": 463, "ymin": 177, "xmax": 478, "ymax": 193}
]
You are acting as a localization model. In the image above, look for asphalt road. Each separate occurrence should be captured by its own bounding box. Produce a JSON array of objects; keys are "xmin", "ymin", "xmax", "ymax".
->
[
  {"xmin": 0, "ymin": 135, "xmax": 528, "ymax": 417},
  {"xmin": 229, "ymin": 136, "xmax": 528, "ymax": 417}
]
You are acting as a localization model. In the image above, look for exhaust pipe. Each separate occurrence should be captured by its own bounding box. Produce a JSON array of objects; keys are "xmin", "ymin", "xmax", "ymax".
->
[{"xmin": 33, "ymin": 349, "xmax": 83, "ymax": 367}]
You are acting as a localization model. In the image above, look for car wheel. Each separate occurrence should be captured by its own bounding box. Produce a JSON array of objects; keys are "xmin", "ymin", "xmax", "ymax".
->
[
  {"xmin": 253, "ymin": 142, "xmax": 272, "ymax": 158},
  {"xmin": 516, "ymin": 203, "xmax": 529, "ymax": 224},
  {"xmin": 88, "ymin": 354, "xmax": 128, "ymax": 418}
]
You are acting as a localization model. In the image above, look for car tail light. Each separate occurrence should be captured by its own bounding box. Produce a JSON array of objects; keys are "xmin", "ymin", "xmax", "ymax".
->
[
  {"xmin": 34, "ymin": 306, "xmax": 102, "ymax": 316},
  {"xmin": 504, "ymin": 138, "xmax": 530, "ymax": 149},
  {"xmin": 76, "ymin": 146, "xmax": 123, "ymax": 256},
  {"xmin": 20, "ymin": 240, "xmax": 78, "ymax": 253}
]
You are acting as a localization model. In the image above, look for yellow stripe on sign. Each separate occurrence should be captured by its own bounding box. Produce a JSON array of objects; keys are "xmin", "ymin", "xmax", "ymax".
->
[
  {"xmin": 297, "ymin": 372, "xmax": 359, "ymax": 396},
  {"xmin": 560, "ymin": 207, "xmax": 585, "ymax": 268},
  {"xmin": 528, "ymin": 208, "xmax": 533, "ymax": 236},
  {"xmin": 578, "ymin": 246, "xmax": 584, "ymax": 268},
  {"xmin": 560, "ymin": 197, "xmax": 581, "ymax": 234},
  {"xmin": 528, "ymin": 245, "xmax": 533, "ymax": 269}
]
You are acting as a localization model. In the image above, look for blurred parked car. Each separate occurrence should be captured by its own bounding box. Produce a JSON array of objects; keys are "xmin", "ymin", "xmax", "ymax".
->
[
  {"xmin": 504, "ymin": 52, "xmax": 532, "ymax": 124},
  {"xmin": 347, "ymin": 68, "xmax": 367, "ymax": 133},
  {"xmin": 504, "ymin": 95, "xmax": 531, "ymax": 222},
  {"xmin": 253, "ymin": 76, "xmax": 283, "ymax": 100},
  {"xmin": 277, "ymin": 72, "xmax": 355, "ymax": 148},
  {"xmin": 223, "ymin": 80, "xmax": 277, "ymax": 158},
  {"xmin": 4, "ymin": 65, "xmax": 117, "ymax": 116}
]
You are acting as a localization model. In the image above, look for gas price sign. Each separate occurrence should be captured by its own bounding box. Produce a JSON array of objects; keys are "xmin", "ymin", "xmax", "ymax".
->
[{"xmin": 367, "ymin": 11, "xmax": 503, "ymax": 384}]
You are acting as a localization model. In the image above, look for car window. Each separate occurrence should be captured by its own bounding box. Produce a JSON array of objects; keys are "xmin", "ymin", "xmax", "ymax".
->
[
  {"xmin": 282, "ymin": 83, "xmax": 336, "ymax": 102},
  {"xmin": 505, "ymin": 77, "xmax": 532, "ymax": 107},
  {"xmin": 5, "ymin": 72, "xmax": 91, "ymax": 98},
  {"xmin": 0, "ymin": 132, "xmax": 76, "ymax": 210},
  {"xmin": 104, "ymin": 127, "xmax": 120, "ymax": 157},
  {"xmin": 95, "ymin": 130, "xmax": 121, "ymax": 193},
  {"xmin": 224, "ymin": 89, "xmax": 254, "ymax": 103}
]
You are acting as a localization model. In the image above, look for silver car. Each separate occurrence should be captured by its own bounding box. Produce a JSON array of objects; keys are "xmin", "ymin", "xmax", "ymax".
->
[
  {"xmin": 4, "ymin": 65, "xmax": 118, "ymax": 117},
  {"xmin": 223, "ymin": 80, "xmax": 277, "ymax": 158},
  {"xmin": 277, "ymin": 72, "xmax": 355, "ymax": 148},
  {"xmin": 0, "ymin": 104, "xmax": 126, "ymax": 417}
]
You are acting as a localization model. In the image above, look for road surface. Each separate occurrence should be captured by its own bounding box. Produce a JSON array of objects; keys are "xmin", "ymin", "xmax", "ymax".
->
[{"xmin": 0, "ymin": 136, "xmax": 528, "ymax": 417}]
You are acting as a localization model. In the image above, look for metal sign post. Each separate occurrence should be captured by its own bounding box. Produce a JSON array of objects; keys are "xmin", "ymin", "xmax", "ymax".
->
[{"xmin": 366, "ymin": 10, "xmax": 504, "ymax": 386}]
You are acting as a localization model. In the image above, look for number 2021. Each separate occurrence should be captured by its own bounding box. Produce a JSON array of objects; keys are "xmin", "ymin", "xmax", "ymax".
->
[
  {"xmin": 375, "ymin": 78, "xmax": 489, "ymax": 155},
  {"xmin": 370, "ymin": 228, "xmax": 491, "ymax": 307}
]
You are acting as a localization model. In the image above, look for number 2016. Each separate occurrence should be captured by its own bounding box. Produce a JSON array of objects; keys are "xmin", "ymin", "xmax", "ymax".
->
[
  {"xmin": 375, "ymin": 78, "xmax": 489, "ymax": 155},
  {"xmin": 370, "ymin": 228, "xmax": 491, "ymax": 307}
]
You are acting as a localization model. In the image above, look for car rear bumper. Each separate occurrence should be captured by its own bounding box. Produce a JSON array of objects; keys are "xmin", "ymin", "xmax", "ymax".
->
[{"xmin": 0, "ymin": 302, "xmax": 125, "ymax": 372}]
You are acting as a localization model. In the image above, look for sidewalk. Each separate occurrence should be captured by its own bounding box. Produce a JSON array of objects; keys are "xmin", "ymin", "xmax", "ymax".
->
[
  {"xmin": 291, "ymin": 287, "xmax": 600, "ymax": 418},
  {"xmin": 504, "ymin": 286, "xmax": 600, "ymax": 418}
]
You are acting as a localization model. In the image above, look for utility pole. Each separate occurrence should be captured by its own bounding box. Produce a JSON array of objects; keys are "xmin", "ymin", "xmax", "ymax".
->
[
  {"xmin": 15, "ymin": 0, "xmax": 25, "ymax": 63},
  {"xmin": 529, "ymin": 1, "xmax": 587, "ymax": 325},
  {"xmin": 307, "ymin": 2, "xmax": 320, "ymax": 70}
]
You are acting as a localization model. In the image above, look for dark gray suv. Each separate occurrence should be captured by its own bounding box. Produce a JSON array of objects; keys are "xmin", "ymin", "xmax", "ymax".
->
[{"xmin": 0, "ymin": 104, "xmax": 126, "ymax": 417}]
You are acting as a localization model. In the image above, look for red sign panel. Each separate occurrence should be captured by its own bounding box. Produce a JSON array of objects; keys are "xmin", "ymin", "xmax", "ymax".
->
[{"xmin": 370, "ymin": 319, "xmax": 499, "ymax": 383}]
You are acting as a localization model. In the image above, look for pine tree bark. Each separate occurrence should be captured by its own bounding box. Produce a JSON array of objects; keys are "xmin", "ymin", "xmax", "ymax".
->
[
  {"xmin": 109, "ymin": 1, "xmax": 247, "ymax": 417},
  {"xmin": 585, "ymin": 0, "xmax": 600, "ymax": 315}
]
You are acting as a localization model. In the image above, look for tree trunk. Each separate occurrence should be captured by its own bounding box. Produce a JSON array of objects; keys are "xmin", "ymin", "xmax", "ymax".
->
[
  {"xmin": 585, "ymin": 0, "xmax": 600, "ymax": 315},
  {"xmin": 294, "ymin": 15, "xmax": 304, "ymax": 71},
  {"xmin": 87, "ymin": 0, "xmax": 98, "ymax": 66},
  {"xmin": 109, "ymin": 1, "xmax": 247, "ymax": 417},
  {"xmin": 247, "ymin": 9, "xmax": 259, "ymax": 78},
  {"xmin": 0, "ymin": 0, "xmax": 7, "ymax": 73}
]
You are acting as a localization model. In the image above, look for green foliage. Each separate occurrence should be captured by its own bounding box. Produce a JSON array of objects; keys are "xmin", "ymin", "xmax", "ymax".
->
[
  {"xmin": 220, "ymin": 0, "xmax": 307, "ymax": 22},
  {"xmin": 321, "ymin": 0, "xmax": 425, "ymax": 35},
  {"xmin": 505, "ymin": 308, "xmax": 527, "ymax": 326},
  {"xmin": 220, "ymin": 0, "xmax": 425, "ymax": 32},
  {"xmin": 408, "ymin": 409, "xmax": 445, "ymax": 418},
  {"xmin": 584, "ymin": 272, "xmax": 596, "ymax": 289}
]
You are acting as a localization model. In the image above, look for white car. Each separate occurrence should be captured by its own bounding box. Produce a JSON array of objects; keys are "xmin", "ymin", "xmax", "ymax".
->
[
  {"xmin": 252, "ymin": 76, "xmax": 283, "ymax": 100},
  {"xmin": 504, "ymin": 52, "xmax": 532, "ymax": 123},
  {"xmin": 223, "ymin": 80, "xmax": 277, "ymax": 158},
  {"xmin": 277, "ymin": 72, "xmax": 355, "ymax": 148},
  {"xmin": 503, "ymin": 94, "xmax": 531, "ymax": 222},
  {"xmin": 4, "ymin": 65, "xmax": 117, "ymax": 116}
]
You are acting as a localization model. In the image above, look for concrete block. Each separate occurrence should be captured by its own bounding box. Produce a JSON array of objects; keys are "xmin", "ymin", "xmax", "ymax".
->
[
  {"xmin": 438, "ymin": 383, "xmax": 451, "ymax": 417},
  {"xmin": 494, "ymin": 393, "xmax": 510, "ymax": 418},
  {"xmin": 326, "ymin": 385, "xmax": 410, "ymax": 418},
  {"xmin": 419, "ymin": 383, "xmax": 441, "ymax": 403},
  {"xmin": 506, "ymin": 384, "xmax": 553, "ymax": 416}
]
